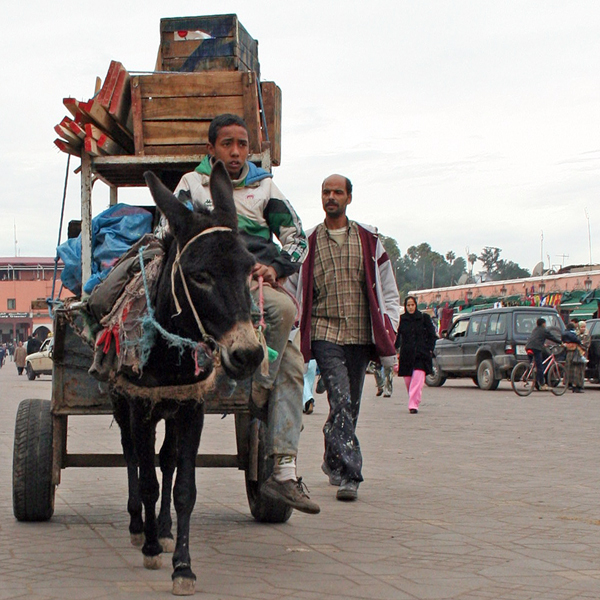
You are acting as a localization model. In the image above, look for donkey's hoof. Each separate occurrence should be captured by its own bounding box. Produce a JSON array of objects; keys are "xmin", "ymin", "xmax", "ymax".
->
[
  {"xmin": 143, "ymin": 554, "xmax": 163, "ymax": 570},
  {"xmin": 172, "ymin": 576, "xmax": 196, "ymax": 596},
  {"xmin": 160, "ymin": 536, "xmax": 176, "ymax": 553},
  {"xmin": 130, "ymin": 533, "xmax": 145, "ymax": 548}
]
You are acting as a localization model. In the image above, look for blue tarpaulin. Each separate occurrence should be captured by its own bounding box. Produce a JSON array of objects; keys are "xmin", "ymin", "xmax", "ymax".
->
[{"xmin": 57, "ymin": 204, "xmax": 153, "ymax": 295}]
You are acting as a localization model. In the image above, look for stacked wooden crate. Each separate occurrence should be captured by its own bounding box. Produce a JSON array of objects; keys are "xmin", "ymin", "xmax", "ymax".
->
[
  {"xmin": 54, "ymin": 14, "xmax": 282, "ymax": 166},
  {"xmin": 156, "ymin": 14, "xmax": 260, "ymax": 77}
]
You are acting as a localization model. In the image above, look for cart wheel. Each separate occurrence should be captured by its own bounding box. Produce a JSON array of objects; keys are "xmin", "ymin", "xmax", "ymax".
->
[
  {"xmin": 245, "ymin": 419, "xmax": 292, "ymax": 523},
  {"xmin": 13, "ymin": 399, "xmax": 55, "ymax": 521}
]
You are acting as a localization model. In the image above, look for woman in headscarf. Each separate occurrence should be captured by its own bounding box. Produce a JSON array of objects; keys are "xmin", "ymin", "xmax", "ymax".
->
[{"xmin": 395, "ymin": 296, "xmax": 437, "ymax": 413}]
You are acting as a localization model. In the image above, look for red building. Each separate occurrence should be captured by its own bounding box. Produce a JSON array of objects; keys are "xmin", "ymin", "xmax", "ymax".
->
[{"xmin": 0, "ymin": 257, "xmax": 68, "ymax": 343}]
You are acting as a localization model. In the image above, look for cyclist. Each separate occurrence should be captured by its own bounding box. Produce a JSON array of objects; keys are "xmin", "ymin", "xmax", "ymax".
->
[{"xmin": 525, "ymin": 317, "xmax": 562, "ymax": 391}]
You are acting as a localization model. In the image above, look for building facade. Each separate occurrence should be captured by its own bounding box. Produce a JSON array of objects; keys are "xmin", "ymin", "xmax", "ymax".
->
[
  {"xmin": 409, "ymin": 267, "xmax": 600, "ymax": 324},
  {"xmin": 0, "ymin": 258, "xmax": 67, "ymax": 343}
]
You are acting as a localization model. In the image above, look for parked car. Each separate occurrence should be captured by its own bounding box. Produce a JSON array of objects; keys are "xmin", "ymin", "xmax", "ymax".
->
[
  {"xmin": 25, "ymin": 337, "xmax": 54, "ymax": 380},
  {"xmin": 427, "ymin": 306, "xmax": 565, "ymax": 390}
]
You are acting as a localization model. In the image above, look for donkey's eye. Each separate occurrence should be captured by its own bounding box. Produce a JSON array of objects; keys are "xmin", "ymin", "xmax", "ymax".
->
[{"xmin": 191, "ymin": 273, "xmax": 215, "ymax": 289}]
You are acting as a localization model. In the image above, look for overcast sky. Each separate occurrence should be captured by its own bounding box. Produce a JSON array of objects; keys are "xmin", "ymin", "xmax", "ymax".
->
[{"xmin": 2, "ymin": 1, "xmax": 599, "ymax": 274}]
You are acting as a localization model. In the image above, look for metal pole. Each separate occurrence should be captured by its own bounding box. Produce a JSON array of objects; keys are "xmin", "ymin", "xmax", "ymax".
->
[{"xmin": 81, "ymin": 152, "xmax": 93, "ymax": 296}]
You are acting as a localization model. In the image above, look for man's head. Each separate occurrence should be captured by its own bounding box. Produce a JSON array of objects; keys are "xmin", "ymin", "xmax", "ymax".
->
[
  {"xmin": 321, "ymin": 174, "xmax": 352, "ymax": 219},
  {"xmin": 207, "ymin": 114, "xmax": 249, "ymax": 179},
  {"xmin": 536, "ymin": 317, "xmax": 546, "ymax": 328}
]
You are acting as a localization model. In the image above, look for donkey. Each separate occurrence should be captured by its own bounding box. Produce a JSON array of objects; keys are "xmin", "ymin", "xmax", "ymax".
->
[{"xmin": 110, "ymin": 161, "xmax": 264, "ymax": 596}]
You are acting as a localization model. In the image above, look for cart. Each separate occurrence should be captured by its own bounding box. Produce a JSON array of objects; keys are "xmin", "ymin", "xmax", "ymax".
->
[{"xmin": 12, "ymin": 14, "xmax": 290, "ymax": 525}]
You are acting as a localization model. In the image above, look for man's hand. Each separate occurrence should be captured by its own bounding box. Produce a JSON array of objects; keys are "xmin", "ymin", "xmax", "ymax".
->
[{"xmin": 252, "ymin": 263, "xmax": 278, "ymax": 285}]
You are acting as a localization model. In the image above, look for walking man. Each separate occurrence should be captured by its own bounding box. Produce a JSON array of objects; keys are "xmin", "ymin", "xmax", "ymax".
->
[{"xmin": 293, "ymin": 174, "xmax": 400, "ymax": 500}]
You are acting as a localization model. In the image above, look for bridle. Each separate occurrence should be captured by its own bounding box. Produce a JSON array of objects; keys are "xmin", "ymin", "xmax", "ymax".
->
[{"xmin": 170, "ymin": 226, "xmax": 233, "ymax": 341}]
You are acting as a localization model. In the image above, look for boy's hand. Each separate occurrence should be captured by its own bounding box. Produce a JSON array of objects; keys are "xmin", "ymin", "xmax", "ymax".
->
[{"xmin": 252, "ymin": 263, "xmax": 278, "ymax": 285}]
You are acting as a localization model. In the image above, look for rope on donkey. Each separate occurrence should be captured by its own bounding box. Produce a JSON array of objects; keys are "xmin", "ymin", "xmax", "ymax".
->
[{"xmin": 137, "ymin": 246, "xmax": 215, "ymax": 377}]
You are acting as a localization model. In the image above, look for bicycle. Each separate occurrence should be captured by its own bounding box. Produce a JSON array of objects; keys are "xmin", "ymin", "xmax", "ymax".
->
[{"xmin": 510, "ymin": 345, "xmax": 567, "ymax": 396}]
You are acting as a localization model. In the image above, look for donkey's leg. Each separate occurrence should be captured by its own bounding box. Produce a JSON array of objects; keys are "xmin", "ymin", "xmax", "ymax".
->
[
  {"xmin": 112, "ymin": 396, "xmax": 144, "ymax": 546},
  {"xmin": 158, "ymin": 417, "xmax": 177, "ymax": 553},
  {"xmin": 171, "ymin": 401, "xmax": 204, "ymax": 596},
  {"xmin": 131, "ymin": 401, "xmax": 163, "ymax": 569}
]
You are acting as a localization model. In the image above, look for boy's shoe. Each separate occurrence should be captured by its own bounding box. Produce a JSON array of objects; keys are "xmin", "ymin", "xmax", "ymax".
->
[
  {"xmin": 539, "ymin": 384, "xmax": 549, "ymax": 391},
  {"xmin": 376, "ymin": 388, "xmax": 383, "ymax": 397},
  {"xmin": 303, "ymin": 398, "xmax": 315, "ymax": 414},
  {"xmin": 336, "ymin": 479, "xmax": 359, "ymax": 501},
  {"xmin": 261, "ymin": 476, "xmax": 320, "ymax": 514},
  {"xmin": 321, "ymin": 462, "xmax": 342, "ymax": 486}
]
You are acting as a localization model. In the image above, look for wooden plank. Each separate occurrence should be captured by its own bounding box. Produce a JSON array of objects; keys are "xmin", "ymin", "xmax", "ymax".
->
[
  {"xmin": 54, "ymin": 123, "xmax": 82, "ymax": 147},
  {"xmin": 160, "ymin": 14, "xmax": 237, "ymax": 37},
  {"xmin": 108, "ymin": 69, "xmax": 131, "ymax": 126},
  {"xmin": 54, "ymin": 138, "xmax": 80, "ymax": 156},
  {"xmin": 137, "ymin": 71, "xmax": 244, "ymax": 98},
  {"xmin": 97, "ymin": 133, "xmax": 126, "ymax": 155},
  {"xmin": 79, "ymin": 99, "xmax": 134, "ymax": 152},
  {"xmin": 84, "ymin": 137, "xmax": 106, "ymax": 156},
  {"xmin": 96, "ymin": 60, "xmax": 125, "ymax": 108},
  {"xmin": 260, "ymin": 82, "xmax": 282, "ymax": 166},
  {"xmin": 130, "ymin": 76, "xmax": 144, "ymax": 155},
  {"xmin": 142, "ymin": 120, "xmax": 210, "ymax": 146},
  {"xmin": 141, "ymin": 95, "xmax": 244, "ymax": 120},
  {"xmin": 241, "ymin": 72, "xmax": 261, "ymax": 154},
  {"xmin": 160, "ymin": 38, "xmax": 238, "ymax": 59},
  {"xmin": 65, "ymin": 118, "xmax": 86, "ymax": 140},
  {"xmin": 161, "ymin": 56, "xmax": 240, "ymax": 73},
  {"xmin": 84, "ymin": 123, "xmax": 104, "ymax": 141},
  {"xmin": 142, "ymin": 144, "xmax": 210, "ymax": 156}
]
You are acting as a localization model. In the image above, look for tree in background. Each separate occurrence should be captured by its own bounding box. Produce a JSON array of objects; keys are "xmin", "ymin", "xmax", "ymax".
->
[{"xmin": 379, "ymin": 235, "xmax": 529, "ymax": 298}]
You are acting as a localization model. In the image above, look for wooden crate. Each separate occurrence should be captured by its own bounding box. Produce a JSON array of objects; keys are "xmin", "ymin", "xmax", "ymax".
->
[
  {"xmin": 157, "ymin": 14, "xmax": 260, "ymax": 77},
  {"xmin": 260, "ymin": 82, "xmax": 282, "ymax": 166},
  {"xmin": 130, "ymin": 71, "xmax": 262, "ymax": 156}
]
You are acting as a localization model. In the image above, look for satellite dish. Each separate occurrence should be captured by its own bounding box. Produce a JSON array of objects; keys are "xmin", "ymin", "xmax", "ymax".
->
[
  {"xmin": 532, "ymin": 262, "xmax": 544, "ymax": 277},
  {"xmin": 457, "ymin": 274, "xmax": 468, "ymax": 285}
]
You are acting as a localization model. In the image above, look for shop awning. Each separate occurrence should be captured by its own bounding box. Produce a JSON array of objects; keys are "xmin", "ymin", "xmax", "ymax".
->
[
  {"xmin": 560, "ymin": 291, "xmax": 587, "ymax": 308},
  {"xmin": 570, "ymin": 301, "xmax": 598, "ymax": 319}
]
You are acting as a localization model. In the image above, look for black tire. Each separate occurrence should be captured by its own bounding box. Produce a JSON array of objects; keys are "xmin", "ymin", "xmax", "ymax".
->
[
  {"xmin": 472, "ymin": 377, "xmax": 480, "ymax": 387},
  {"xmin": 13, "ymin": 399, "xmax": 55, "ymax": 521},
  {"xmin": 549, "ymin": 363, "xmax": 567, "ymax": 396},
  {"xmin": 245, "ymin": 419, "xmax": 293, "ymax": 523},
  {"xmin": 511, "ymin": 362, "xmax": 534, "ymax": 396},
  {"xmin": 26, "ymin": 363, "xmax": 36, "ymax": 380},
  {"xmin": 477, "ymin": 359, "xmax": 499, "ymax": 391},
  {"xmin": 425, "ymin": 359, "xmax": 446, "ymax": 387}
]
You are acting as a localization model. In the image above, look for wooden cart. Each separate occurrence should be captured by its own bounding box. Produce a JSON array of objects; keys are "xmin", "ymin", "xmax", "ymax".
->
[{"xmin": 13, "ymin": 14, "xmax": 290, "ymax": 525}]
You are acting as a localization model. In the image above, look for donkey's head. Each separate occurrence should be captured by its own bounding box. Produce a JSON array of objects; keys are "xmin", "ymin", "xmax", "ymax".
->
[{"xmin": 144, "ymin": 162, "xmax": 263, "ymax": 380}]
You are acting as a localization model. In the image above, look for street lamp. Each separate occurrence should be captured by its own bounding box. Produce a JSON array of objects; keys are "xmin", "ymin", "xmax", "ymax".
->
[
  {"xmin": 500, "ymin": 285, "xmax": 507, "ymax": 296},
  {"xmin": 539, "ymin": 282, "xmax": 546, "ymax": 294},
  {"xmin": 584, "ymin": 277, "xmax": 592, "ymax": 292},
  {"xmin": 466, "ymin": 290, "xmax": 473, "ymax": 301}
]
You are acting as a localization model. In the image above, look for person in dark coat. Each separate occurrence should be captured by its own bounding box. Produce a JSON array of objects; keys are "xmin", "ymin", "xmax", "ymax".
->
[
  {"xmin": 395, "ymin": 296, "xmax": 437, "ymax": 413},
  {"xmin": 26, "ymin": 335, "xmax": 41, "ymax": 355}
]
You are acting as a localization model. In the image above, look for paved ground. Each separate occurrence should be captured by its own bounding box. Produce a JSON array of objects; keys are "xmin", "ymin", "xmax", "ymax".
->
[{"xmin": 1, "ymin": 361, "xmax": 600, "ymax": 599}]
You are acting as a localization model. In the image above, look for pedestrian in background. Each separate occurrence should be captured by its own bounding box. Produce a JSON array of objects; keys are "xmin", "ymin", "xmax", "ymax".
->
[
  {"xmin": 303, "ymin": 359, "xmax": 317, "ymax": 414},
  {"xmin": 395, "ymin": 296, "xmax": 437, "ymax": 414},
  {"xmin": 14, "ymin": 341, "xmax": 27, "ymax": 375}
]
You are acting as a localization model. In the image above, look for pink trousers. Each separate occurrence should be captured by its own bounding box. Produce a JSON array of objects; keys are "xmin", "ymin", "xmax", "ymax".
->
[{"xmin": 404, "ymin": 370, "xmax": 426, "ymax": 411}]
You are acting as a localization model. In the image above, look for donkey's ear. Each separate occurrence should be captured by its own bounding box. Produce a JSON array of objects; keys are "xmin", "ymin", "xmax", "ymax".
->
[
  {"xmin": 210, "ymin": 161, "xmax": 238, "ymax": 231},
  {"xmin": 144, "ymin": 171, "xmax": 191, "ymax": 233}
]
